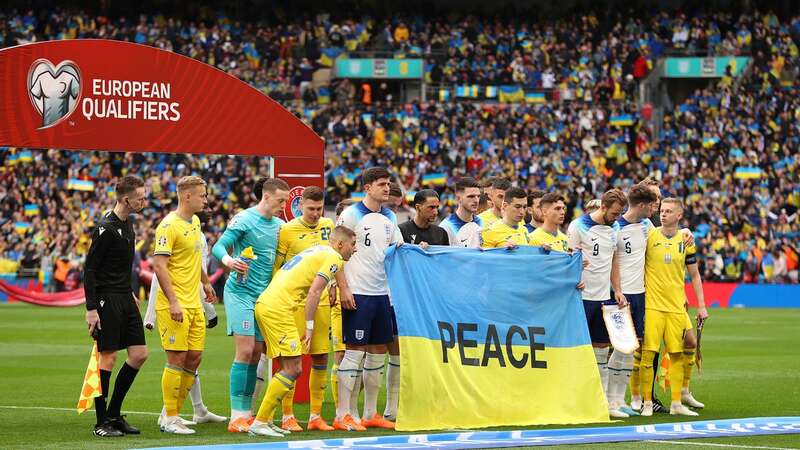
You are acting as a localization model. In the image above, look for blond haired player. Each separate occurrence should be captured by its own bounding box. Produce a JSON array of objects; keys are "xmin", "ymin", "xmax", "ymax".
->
[
  {"xmin": 271, "ymin": 186, "xmax": 337, "ymax": 432},
  {"xmin": 640, "ymin": 198, "xmax": 708, "ymax": 417},
  {"xmin": 249, "ymin": 227, "xmax": 356, "ymax": 437},
  {"xmin": 152, "ymin": 176, "xmax": 217, "ymax": 435}
]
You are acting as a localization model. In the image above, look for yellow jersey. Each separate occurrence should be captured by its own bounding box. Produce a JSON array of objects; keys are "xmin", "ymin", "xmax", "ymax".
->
[
  {"xmin": 644, "ymin": 227, "xmax": 697, "ymax": 313},
  {"xmin": 273, "ymin": 217, "xmax": 335, "ymax": 272},
  {"xmin": 528, "ymin": 227, "xmax": 570, "ymax": 253},
  {"xmin": 478, "ymin": 209, "xmax": 503, "ymax": 228},
  {"xmin": 481, "ymin": 220, "xmax": 530, "ymax": 248},
  {"xmin": 153, "ymin": 211, "xmax": 203, "ymax": 310},
  {"xmin": 257, "ymin": 245, "xmax": 344, "ymax": 313}
]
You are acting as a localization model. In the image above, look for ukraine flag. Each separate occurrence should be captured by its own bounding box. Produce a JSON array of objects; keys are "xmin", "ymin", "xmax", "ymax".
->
[
  {"xmin": 438, "ymin": 89, "xmax": 451, "ymax": 102},
  {"xmin": 24, "ymin": 204, "xmax": 40, "ymax": 216},
  {"xmin": 385, "ymin": 245, "xmax": 609, "ymax": 431},
  {"xmin": 609, "ymin": 114, "xmax": 633, "ymax": 127},
  {"xmin": 319, "ymin": 47, "xmax": 344, "ymax": 67},
  {"xmin": 18, "ymin": 151, "xmax": 33, "ymax": 162},
  {"xmin": 317, "ymin": 87, "xmax": 330, "ymax": 105},
  {"xmin": 14, "ymin": 222, "xmax": 31, "ymax": 234},
  {"xmin": 421, "ymin": 172, "xmax": 447, "ymax": 186},
  {"xmin": 525, "ymin": 92, "xmax": 546, "ymax": 104},
  {"xmin": 350, "ymin": 192, "xmax": 366, "ymax": 201},
  {"xmin": 243, "ymin": 43, "xmax": 260, "ymax": 68},
  {"xmin": 485, "ymin": 86, "xmax": 498, "ymax": 98},
  {"xmin": 498, "ymin": 85, "xmax": 524, "ymax": 103},
  {"xmin": 734, "ymin": 167, "xmax": 762, "ymax": 179},
  {"xmin": 405, "ymin": 190, "xmax": 417, "ymax": 203},
  {"xmin": 67, "ymin": 179, "xmax": 95, "ymax": 192},
  {"xmin": 456, "ymin": 85, "xmax": 479, "ymax": 98}
]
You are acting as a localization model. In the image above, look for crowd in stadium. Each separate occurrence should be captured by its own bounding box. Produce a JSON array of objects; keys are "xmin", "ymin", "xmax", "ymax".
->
[{"xmin": 0, "ymin": 7, "xmax": 798, "ymax": 285}]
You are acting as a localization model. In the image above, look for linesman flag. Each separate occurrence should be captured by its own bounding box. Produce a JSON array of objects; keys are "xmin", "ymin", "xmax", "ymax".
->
[{"xmin": 76, "ymin": 343, "xmax": 102, "ymax": 414}]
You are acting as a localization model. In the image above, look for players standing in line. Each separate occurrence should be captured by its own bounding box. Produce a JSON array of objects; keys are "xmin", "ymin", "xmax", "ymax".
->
[
  {"xmin": 250, "ymin": 227, "xmax": 356, "ymax": 437},
  {"xmin": 211, "ymin": 178, "xmax": 289, "ymax": 433},
  {"xmin": 481, "ymin": 187, "xmax": 530, "ymax": 248},
  {"xmin": 399, "ymin": 190, "xmax": 449, "ymax": 247},
  {"xmin": 334, "ymin": 167, "xmax": 403, "ymax": 431},
  {"xmin": 567, "ymin": 189, "xmax": 629, "ymax": 419},
  {"xmin": 478, "ymin": 178, "xmax": 512, "ymax": 228},
  {"xmin": 152, "ymin": 176, "xmax": 218, "ymax": 435},
  {"xmin": 84, "ymin": 175, "xmax": 149, "ymax": 437},
  {"xmin": 528, "ymin": 193, "xmax": 570, "ymax": 253},
  {"xmin": 525, "ymin": 190, "xmax": 546, "ymax": 233},
  {"xmin": 271, "ymin": 186, "xmax": 337, "ymax": 432},
  {"xmin": 440, "ymin": 177, "xmax": 484, "ymax": 248},
  {"xmin": 605, "ymin": 184, "xmax": 658, "ymax": 417},
  {"xmin": 639, "ymin": 198, "xmax": 708, "ymax": 416},
  {"xmin": 144, "ymin": 203, "xmax": 226, "ymax": 427}
]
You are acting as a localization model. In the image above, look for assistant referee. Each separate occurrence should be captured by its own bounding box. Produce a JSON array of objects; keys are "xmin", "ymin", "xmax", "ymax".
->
[{"xmin": 84, "ymin": 175, "xmax": 149, "ymax": 437}]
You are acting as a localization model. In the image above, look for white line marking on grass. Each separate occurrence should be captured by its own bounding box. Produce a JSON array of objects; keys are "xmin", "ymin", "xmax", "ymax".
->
[
  {"xmin": 0, "ymin": 405, "xmax": 310, "ymax": 423},
  {"xmin": 0, "ymin": 405, "xmax": 161, "ymax": 416},
  {"xmin": 645, "ymin": 439, "xmax": 798, "ymax": 449}
]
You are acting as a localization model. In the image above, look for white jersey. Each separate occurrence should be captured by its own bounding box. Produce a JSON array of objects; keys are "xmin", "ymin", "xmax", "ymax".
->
[
  {"xmin": 567, "ymin": 214, "xmax": 620, "ymax": 301},
  {"xmin": 336, "ymin": 201, "xmax": 403, "ymax": 296},
  {"xmin": 440, "ymin": 212, "xmax": 483, "ymax": 248},
  {"xmin": 616, "ymin": 217, "xmax": 653, "ymax": 295}
]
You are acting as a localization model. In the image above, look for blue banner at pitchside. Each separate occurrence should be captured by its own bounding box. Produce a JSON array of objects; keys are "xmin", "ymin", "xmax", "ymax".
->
[{"xmin": 385, "ymin": 245, "xmax": 609, "ymax": 431}]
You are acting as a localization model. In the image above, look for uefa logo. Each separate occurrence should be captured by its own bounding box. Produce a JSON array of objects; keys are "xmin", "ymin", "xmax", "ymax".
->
[
  {"xmin": 28, "ymin": 58, "xmax": 82, "ymax": 129},
  {"xmin": 285, "ymin": 186, "xmax": 306, "ymax": 220}
]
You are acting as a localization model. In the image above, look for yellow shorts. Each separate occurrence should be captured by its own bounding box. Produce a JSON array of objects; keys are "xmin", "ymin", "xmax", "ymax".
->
[
  {"xmin": 293, "ymin": 304, "xmax": 331, "ymax": 355},
  {"xmin": 157, "ymin": 307, "xmax": 206, "ymax": 352},
  {"xmin": 330, "ymin": 302, "xmax": 345, "ymax": 352},
  {"xmin": 643, "ymin": 309, "xmax": 692, "ymax": 353},
  {"xmin": 256, "ymin": 302, "xmax": 302, "ymax": 359}
]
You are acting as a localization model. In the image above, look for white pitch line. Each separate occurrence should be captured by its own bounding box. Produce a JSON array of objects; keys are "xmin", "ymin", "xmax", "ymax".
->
[
  {"xmin": 645, "ymin": 439, "xmax": 798, "ymax": 450},
  {"xmin": 0, "ymin": 405, "xmax": 161, "ymax": 416},
  {"xmin": 0, "ymin": 405, "xmax": 309, "ymax": 423}
]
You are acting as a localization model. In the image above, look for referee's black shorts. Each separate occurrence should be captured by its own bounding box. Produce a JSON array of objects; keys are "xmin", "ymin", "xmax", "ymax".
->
[{"xmin": 96, "ymin": 292, "xmax": 146, "ymax": 352}]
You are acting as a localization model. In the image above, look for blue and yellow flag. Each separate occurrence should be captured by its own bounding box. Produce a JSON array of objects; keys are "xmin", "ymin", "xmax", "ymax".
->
[
  {"xmin": 385, "ymin": 245, "xmax": 609, "ymax": 431},
  {"xmin": 609, "ymin": 114, "xmax": 633, "ymax": 127},
  {"xmin": 67, "ymin": 179, "xmax": 95, "ymax": 192},
  {"xmin": 498, "ymin": 85, "xmax": 524, "ymax": 103},
  {"xmin": 24, "ymin": 204, "xmax": 40, "ymax": 216},
  {"xmin": 525, "ymin": 92, "xmax": 546, "ymax": 104},
  {"xmin": 421, "ymin": 172, "xmax": 447, "ymax": 186}
]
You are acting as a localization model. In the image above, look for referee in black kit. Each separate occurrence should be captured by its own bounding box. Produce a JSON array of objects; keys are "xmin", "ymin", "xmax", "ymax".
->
[
  {"xmin": 399, "ymin": 189, "xmax": 449, "ymax": 246},
  {"xmin": 84, "ymin": 175, "xmax": 149, "ymax": 437}
]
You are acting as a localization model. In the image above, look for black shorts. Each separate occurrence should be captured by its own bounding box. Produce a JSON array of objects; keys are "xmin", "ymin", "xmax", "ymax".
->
[{"xmin": 96, "ymin": 293, "xmax": 146, "ymax": 352}]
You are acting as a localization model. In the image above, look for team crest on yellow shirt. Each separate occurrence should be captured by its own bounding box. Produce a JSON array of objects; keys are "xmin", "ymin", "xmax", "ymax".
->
[
  {"xmin": 158, "ymin": 236, "xmax": 167, "ymax": 247},
  {"xmin": 330, "ymin": 264, "xmax": 338, "ymax": 274}
]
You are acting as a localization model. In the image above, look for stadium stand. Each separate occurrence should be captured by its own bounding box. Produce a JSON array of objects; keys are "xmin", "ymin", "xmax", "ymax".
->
[{"xmin": 0, "ymin": 8, "xmax": 798, "ymax": 286}]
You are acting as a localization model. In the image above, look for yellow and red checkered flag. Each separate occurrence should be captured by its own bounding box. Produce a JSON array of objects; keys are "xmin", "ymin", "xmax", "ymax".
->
[{"xmin": 76, "ymin": 343, "xmax": 101, "ymax": 414}]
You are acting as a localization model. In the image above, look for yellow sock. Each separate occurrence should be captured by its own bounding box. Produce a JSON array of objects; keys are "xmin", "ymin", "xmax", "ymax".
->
[
  {"xmin": 281, "ymin": 386, "xmax": 295, "ymax": 417},
  {"xmin": 331, "ymin": 363, "xmax": 339, "ymax": 408},
  {"xmin": 161, "ymin": 365, "xmax": 183, "ymax": 416},
  {"xmin": 309, "ymin": 365, "xmax": 327, "ymax": 416},
  {"xmin": 640, "ymin": 350, "xmax": 656, "ymax": 402},
  {"xmin": 256, "ymin": 372, "xmax": 295, "ymax": 422},
  {"xmin": 630, "ymin": 350, "xmax": 642, "ymax": 396},
  {"xmin": 682, "ymin": 348, "xmax": 696, "ymax": 389},
  {"xmin": 668, "ymin": 352, "xmax": 684, "ymax": 403},
  {"xmin": 176, "ymin": 369, "xmax": 196, "ymax": 414}
]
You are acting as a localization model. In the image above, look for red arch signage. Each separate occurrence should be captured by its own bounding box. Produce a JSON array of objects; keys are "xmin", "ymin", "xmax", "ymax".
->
[{"xmin": 0, "ymin": 39, "xmax": 323, "ymax": 218}]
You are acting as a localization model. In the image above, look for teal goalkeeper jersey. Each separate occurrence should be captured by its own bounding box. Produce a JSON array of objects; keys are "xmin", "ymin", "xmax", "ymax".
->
[{"xmin": 211, "ymin": 207, "xmax": 284, "ymax": 299}]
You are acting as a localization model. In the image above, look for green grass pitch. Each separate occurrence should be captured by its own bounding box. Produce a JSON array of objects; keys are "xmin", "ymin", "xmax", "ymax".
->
[{"xmin": 0, "ymin": 303, "xmax": 798, "ymax": 450}]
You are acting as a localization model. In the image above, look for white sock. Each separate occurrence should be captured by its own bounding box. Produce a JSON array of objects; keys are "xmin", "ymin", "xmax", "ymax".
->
[
  {"xmin": 362, "ymin": 352, "xmax": 385, "ymax": 419},
  {"xmin": 252, "ymin": 354, "xmax": 271, "ymax": 408},
  {"xmin": 607, "ymin": 350, "xmax": 634, "ymax": 407},
  {"xmin": 350, "ymin": 365, "xmax": 363, "ymax": 420},
  {"xmin": 336, "ymin": 350, "xmax": 365, "ymax": 419},
  {"xmin": 593, "ymin": 347, "xmax": 610, "ymax": 402},
  {"xmin": 383, "ymin": 354, "xmax": 400, "ymax": 419},
  {"xmin": 189, "ymin": 372, "xmax": 206, "ymax": 414}
]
